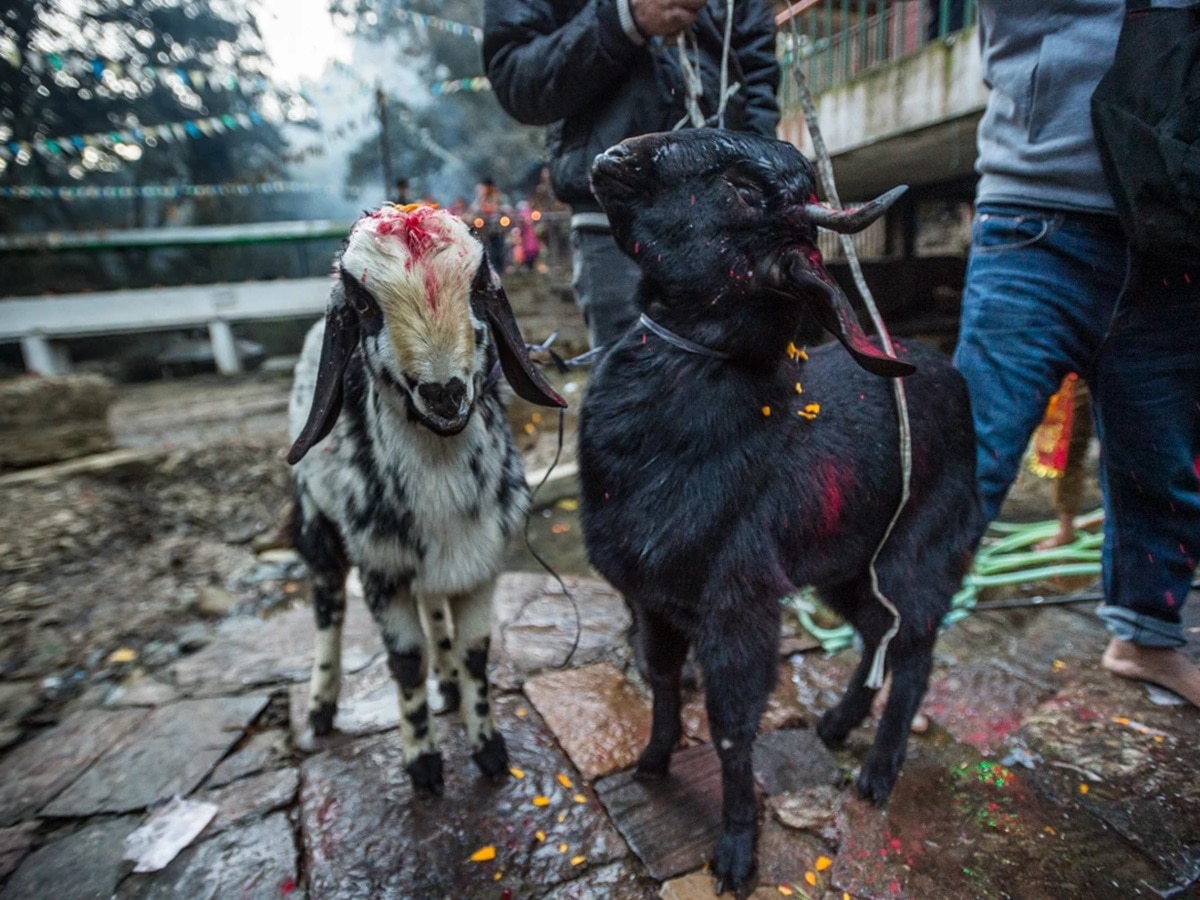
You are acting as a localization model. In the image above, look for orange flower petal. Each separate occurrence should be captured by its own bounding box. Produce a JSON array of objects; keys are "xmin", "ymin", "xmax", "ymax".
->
[
  {"xmin": 469, "ymin": 845, "xmax": 496, "ymax": 862},
  {"xmin": 532, "ymin": 795, "xmax": 550, "ymax": 807}
]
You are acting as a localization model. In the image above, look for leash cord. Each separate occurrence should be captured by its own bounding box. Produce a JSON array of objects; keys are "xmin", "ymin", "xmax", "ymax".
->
[{"xmin": 786, "ymin": 18, "xmax": 911, "ymax": 691}]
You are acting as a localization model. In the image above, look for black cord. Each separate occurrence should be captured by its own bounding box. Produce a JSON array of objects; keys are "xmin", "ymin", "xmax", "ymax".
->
[{"xmin": 518, "ymin": 406, "xmax": 582, "ymax": 668}]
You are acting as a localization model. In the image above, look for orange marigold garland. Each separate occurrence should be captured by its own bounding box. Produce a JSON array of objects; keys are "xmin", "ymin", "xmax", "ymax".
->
[{"xmin": 1028, "ymin": 373, "xmax": 1078, "ymax": 479}]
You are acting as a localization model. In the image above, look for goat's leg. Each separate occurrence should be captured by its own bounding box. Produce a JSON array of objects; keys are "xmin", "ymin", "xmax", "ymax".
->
[
  {"xmin": 419, "ymin": 596, "xmax": 460, "ymax": 714},
  {"xmin": 295, "ymin": 503, "xmax": 349, "ymax": 736},
  {"xmin": 815, "ymin": 578, "xmax": 886, "ymax": 747},
  {"xmin": 816, "ymin": 647, "xmax": 879, "ymax": 748},
  {"xmin": 448, "ymin": 582, "xmax": 507, "ymax": 778},
  {"xmin": 857, "ymin": 640, "xmax": 933, "ymax": 804},
  {"xmin": 632, "ymin": 608, "xmax": 688, "ymax": 779},
  {"xmin": 364, "ymin": 573, "xmax": 443, "ymax": 794},
  {"xmin": 696, "ymin": 614, "xmax": 779, "ymax": 897}
]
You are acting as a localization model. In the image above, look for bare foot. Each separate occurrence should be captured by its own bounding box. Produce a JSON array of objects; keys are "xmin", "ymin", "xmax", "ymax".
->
[
  {"xmin": 1034, "ymin": 527, "xmax": 1075, "ymax": 552},
  {"xmin": 1102, "ymin": 638, "xmax": 1200, "ymax": 708},
  {"xmin": 1034, "ymin": 514, "xmax": 1076, "ymax": 551}
]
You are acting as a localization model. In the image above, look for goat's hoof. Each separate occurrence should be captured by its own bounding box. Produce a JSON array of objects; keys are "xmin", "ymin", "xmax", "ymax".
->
[
  {"xmin": 816, "ymin": 709, "xmax": 851, "ymax": 748},
  {"xmin": 711, "ymin": 829, "xmax": 757, "ymax": 897},
  {"xmin": 407, "ymin": 751, "xmax": 445, "ymax": 795},
  {"xmin": 633, "ymin": 745, "xmax": 673, "ymax": 780},
  {"xmin": 471, "ymin": 732, "xmax": 508, "ymax": 779},
  {"xmin": 855, "ymin": 761, "xmax": 899, "ymax": 806},
  {"xmin": 308, "ymin": 703, "xmax": 337, "ymax": 736}
]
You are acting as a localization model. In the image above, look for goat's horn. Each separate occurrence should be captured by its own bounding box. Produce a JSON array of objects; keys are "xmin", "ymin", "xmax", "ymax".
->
[{"xmin": 802, "ymin": 185, "xmax": 908, "ymax": 233}]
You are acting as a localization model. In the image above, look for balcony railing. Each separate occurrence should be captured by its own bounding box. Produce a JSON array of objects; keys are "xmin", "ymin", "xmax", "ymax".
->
[{"xmin": 777, "ymin": 0, "xmax": 976, "ymax": 103}]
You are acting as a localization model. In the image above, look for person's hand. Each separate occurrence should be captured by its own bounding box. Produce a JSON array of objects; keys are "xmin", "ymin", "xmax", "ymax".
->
[{"xmin": 630, "ymin": 0, "xmax": 706, "ymax": 38}]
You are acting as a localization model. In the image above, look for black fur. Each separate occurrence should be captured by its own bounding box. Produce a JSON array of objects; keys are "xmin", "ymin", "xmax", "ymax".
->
[{"xmin": 580, "ymin": 129, "xmax": 983, "ymax": 896}]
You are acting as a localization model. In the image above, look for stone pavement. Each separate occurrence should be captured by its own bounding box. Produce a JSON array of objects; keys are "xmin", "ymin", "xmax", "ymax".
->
[{"xmin": 0, "ymin": 570, "xmax": 1197, "ymax": 899}]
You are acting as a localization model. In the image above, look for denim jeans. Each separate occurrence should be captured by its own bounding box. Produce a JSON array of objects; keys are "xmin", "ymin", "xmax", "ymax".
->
[
  {"xmin": 955, "ymin": 203, "xmax": 1200, "ymax": 647},
  {"xmin": 570, "ymin": 228, "xmax": 642, "ymax": 349}
]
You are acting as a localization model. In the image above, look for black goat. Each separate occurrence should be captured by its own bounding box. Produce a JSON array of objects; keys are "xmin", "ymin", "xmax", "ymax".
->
[
  {"xmin": 287, "ymin": 204, "xmax": 564, "ymax": 792},
  {"xmin": 579, "ymin": 129, "xmax": 982, "ymax": 895}
]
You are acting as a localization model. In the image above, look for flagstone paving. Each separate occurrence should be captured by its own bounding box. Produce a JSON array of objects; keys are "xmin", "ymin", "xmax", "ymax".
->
[{"xmin": 0, "ymin": 570, "xmax": 1197, "ymax": 898}]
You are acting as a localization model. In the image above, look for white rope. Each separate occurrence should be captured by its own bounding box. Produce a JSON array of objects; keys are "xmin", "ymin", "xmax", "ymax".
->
[
  {"xmin": 785, "ymin": 19, "xmax": 911, "ymax": 691},
  {"xmin": 675, "ymin": 2, "xmax": 742, "ymax": 131},
  {"xmin": 717, "ymin": 0, "xmax": 735, "ymax": 127},
  {"xmin": 675, "ymin": 31, "xmax": 707, "ymax": 129}
]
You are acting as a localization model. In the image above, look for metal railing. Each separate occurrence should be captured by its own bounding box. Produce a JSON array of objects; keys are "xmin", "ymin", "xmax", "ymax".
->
[{"xmin": 778, "ymin": 0, "xmax": 976, "ymax": 102}]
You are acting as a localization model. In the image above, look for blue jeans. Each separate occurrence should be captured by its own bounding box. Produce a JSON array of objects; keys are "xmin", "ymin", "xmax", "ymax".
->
[
  {"xmin": 570, "ymin": 228, "xmax": 641, "ymax": 349},
  {"xmin": 955, "ymin": 204, "xmax": 1200, "ymax": 648}
]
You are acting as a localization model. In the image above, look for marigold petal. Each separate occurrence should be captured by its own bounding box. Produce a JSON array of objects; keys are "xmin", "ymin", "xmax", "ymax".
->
[
  {"xmin": 573, "ymin": 793, "xmax": 587, "ymax": 804},
  {"xmin": 804, "ymin": 871, "xmax": 817, "ymax": 886},
  {"xmin": 570, "ymin": 855, "xmax": 586, "ymax": 866},
  {"xmin": 469, "ymin": 845, "xmax": 496, "ymax": 862},
  {"xmin": 532, "ymin": 795, "xmax": 550, "ymax": 807},
  {"xmin": 816, "ymin": 856, "xmax": 833, "ymax": 871},
  {"xmin": 556, "ymin": 773, "xmax": 573, "ymax": 789},
  {"xmin": 509, "ymin": 767, "xmax": 525, "ymax": 779}
]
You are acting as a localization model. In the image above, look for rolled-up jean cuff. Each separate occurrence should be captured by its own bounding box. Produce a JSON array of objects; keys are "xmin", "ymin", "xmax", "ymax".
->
[{"xmin": 1096, "ymin": 604, "xmax": 1186, "ymax": 648}]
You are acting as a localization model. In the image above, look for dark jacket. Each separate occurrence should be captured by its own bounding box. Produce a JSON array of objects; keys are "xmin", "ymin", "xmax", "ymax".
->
[{"xmin": 482, "ymin": 0, "xmax": 780, "ymax": 213}]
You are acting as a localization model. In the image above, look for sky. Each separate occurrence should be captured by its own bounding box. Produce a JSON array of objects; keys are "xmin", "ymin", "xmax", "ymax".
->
[{"xmin": 254, "ymin": 0, "xmax": 352, "ymax": 87}]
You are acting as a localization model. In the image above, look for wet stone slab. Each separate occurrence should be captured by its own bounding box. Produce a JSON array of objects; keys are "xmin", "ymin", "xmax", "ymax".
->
[
  {"xmin": 288, "ymin": 655, "xmax": 399, "ymax": 745},
  {"xmin": 922, "ymin": 661, "xmax": 1052, "ymax": 756},
  {"xmin": 205, "ymin": 728, "xmax": 289, "ymax": 788},
  {"xmin": 751, "ymin": 728, "xmax": 840, "ymax": 796},
  {"xmin": 1016, "ymin": 673, "xmax": 1200, "ymax": 891},
  {"xmin": 536, "ymin": 860, "xmax": 658, "ymax": 899},
  {"xmin": 0, "ymin": 822, "xmax": 38, "ymax": 883},
  {"xmin": 936, "ymin": 605, "xmax": 1108, "ymax": 689},
  {"xmin": 0, "ymin": 815, "xmax": 140, "ymax": 900},
  {"xmin": 594, "ymin": 742, "xmax": 724, "ymax": 882},
  {"xmin": 201, "ymin": 767, "xmax": 299, "ymax": 836},
  {"xmin": 170, "ymin": 588, "xmax": 379, "ymax": 695},
  {"xmin": 490, "ymin": 573, "xmax": 632, "ymax": 689},
  {"xmin": 43, "ymin": 694, "xmax": 269, "ymax": 817},
  {"xmin": 828, "ymin": 729, "xmax": 1174, "ymax": 899},
  {"xmin": 0, "ymin": 707, "xmax": 147, "ymax": 826},
  {"xmin": 659, "ymin": 872, "xmax": 791, "ymax": 899},
  {"xmin": 115, "ymin": 811, "xmax": 299, "ymax": 900},
  {"xmin": 524, "ymin": 661, "xmax": 650, "ymax": 780},
  {"xmin": 299, "ymin": 694, "xmax": 627, "ymax": 899}
]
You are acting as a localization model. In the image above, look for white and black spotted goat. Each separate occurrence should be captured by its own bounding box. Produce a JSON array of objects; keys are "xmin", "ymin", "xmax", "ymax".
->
[{"xmin": 287, "ymin": 204, "xmax": 565, "ymax": 792}]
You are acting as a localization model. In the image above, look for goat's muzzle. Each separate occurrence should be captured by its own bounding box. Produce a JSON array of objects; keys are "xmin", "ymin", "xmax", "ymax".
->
[{"xmin": 415, "ymin": 378, "xmax": 471, "ymax": 435}]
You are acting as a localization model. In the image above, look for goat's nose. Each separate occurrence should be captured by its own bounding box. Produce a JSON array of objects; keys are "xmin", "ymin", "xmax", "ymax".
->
[{"xmin": 418, "ymin": 378, "xmax": 468, "ymax": 420}]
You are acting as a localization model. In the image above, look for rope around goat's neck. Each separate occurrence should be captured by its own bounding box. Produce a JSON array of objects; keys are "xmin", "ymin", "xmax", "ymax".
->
[{"xmin": 786, "ymin": 20, "xmax": 911, "ymax": 691}]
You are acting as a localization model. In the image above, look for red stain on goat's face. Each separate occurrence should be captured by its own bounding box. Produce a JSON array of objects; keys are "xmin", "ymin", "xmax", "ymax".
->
[{"xmin": 371, "ymin": 204, "xmax": 442, "ymax": 265}]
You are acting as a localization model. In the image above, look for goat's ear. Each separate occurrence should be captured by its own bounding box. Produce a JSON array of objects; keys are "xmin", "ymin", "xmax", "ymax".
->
[
  {"xmin": 286, "ymin": 273, "xmax": 361, "ymax": 464},
  {"xmin": 471, "ymin": 257, "xmax": 567, "ymax": 409},
  {"xmin": 782, "ymin": 251, "xmax": 916, "ymax": 378}
]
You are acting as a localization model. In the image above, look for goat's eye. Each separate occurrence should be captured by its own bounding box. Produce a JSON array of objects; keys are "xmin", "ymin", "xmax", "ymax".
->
[{"xmin": 727, "ymin": 178, "xmax": 763, "ymax": 208}]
